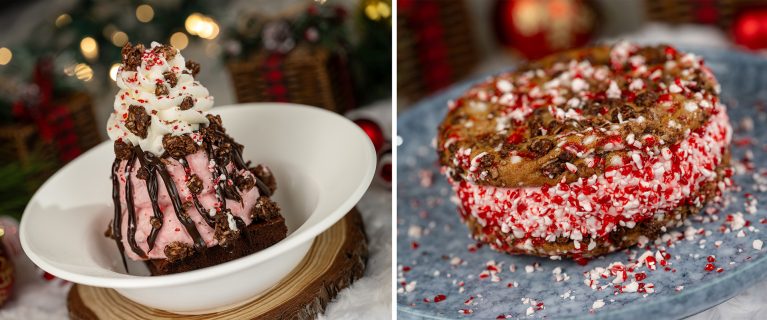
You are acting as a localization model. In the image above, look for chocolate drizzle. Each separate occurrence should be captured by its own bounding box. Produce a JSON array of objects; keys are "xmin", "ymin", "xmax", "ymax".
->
[
  {"xmin": 134, "ymin": 147, "xmax": 164, "ymax": 251},
  {"xmin": 124, "ymin": 156, "xmax": 148, "ymax": 259},
  {"xmin": 180, "ymin": 159, "xmax": 216, "ymax": 228},
  {"xmin": 111, "ymin": 160, "xmax": 129, "ymax": 272}
]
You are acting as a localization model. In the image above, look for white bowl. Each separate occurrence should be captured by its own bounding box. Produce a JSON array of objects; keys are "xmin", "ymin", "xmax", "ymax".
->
[{"xmin": 20, "ymin": 103, "xmax": 376, "ymax": 314}]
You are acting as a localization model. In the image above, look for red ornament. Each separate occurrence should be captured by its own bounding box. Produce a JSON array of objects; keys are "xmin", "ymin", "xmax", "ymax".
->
[
  {"xmin": 354, "ymin": 118, "xmax": 386, "ymax": 152},
  {"xmin": 494, "ymin": 0, "xmax": 595, "ymax": 59},
  {"xmin": 376, "ymin": 145, "xmax": 392, "ymax": 188},
  {"xmin": 732, "ymin": 9, "xmax": 767, "ymax": 50}
]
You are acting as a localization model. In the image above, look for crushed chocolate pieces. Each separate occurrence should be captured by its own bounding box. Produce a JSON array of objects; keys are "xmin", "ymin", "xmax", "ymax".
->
[
  {"xmin": 114, "ymin": 140, "xmax": 134, "ymax": 160},
  {"xmin": 164, "ymin": 241, "xmax": 195, "ymax": 263},
  {"xmin": 213, "ymin": 211, "xmax": 239, "ymax": 247},
  {"xmin": 136, "ymin": 167, "xmax": 150, "ymax": 180},
  {"xmin": 121, "ymin": 43, "xmax": 144, "ymax": 71},
  {"xmin": 155, "ymin": 83, "xmax": 169, "ymax": 96},
  {"xmin": 179, "ymin": 96, "xmax": 194, "ymax": 110},
  {"xmin": 528, "ymin": 138, "xmax": 554, "ymax": 157},
  {"xmin": 162, "ymin": 134, "xmax": 198, "ymax": 158},
  {"xmin": 150, "ymin": 217, "xmax": 162, "ymax": 229},
  {"xmin": 234, "ymin": 174, "xmax": 255, "ymax": 191},
  {"xmin": 185, "ymin": 60, "xmax": 200, "ymax": 77},
  {"xmin": 205, "ymin": 114, "xmax": 223, "ymax": 131},
  {"xmin": 252, "ymin": 165, "xmax": 277, "ymax": 194},
  {"xmin": 152, "ymin": 44, "xmax": 176, "ymax": 61},
  {"xmin": 251, "ymin": 196, "xmax": 280, "ymax": 222},
  {"xmin": 541, "ymin": 159, "xmax": 565, "ymax": 178},
  {"xmin": 214, "ymin": 143, "xmax": 233, "ymax": 166},
  {"xmin": 187, "ymin": 174, "xmax": 203, "ymax": 194},
  {"xmin": 163, "ymin": 71, "xmax": 178, "ymax": 88},
  {"xmin": 125, "ymin": 105, "xmax": 152, "ymax": 138}
]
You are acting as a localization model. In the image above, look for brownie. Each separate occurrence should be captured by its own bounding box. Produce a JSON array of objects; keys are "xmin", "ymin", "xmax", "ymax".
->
[{"xmin": 146, "ymin": 215, "xmax": 287, "ymax": 275}]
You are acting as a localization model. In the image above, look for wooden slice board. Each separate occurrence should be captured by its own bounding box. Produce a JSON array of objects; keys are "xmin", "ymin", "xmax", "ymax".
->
[{"xmin": 68, "ymin": 209, "xmax": 368, "ymax": 320}]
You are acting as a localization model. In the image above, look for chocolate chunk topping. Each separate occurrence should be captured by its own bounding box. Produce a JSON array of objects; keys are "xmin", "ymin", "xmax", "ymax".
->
[
  {"xmin": 205, "ymin": 114, "xmax": 223, "ymax": 131},
  {"xmin": 179, "ymin": 96, "xmax": 194, "ymax": 110},
  {"xmin": 162, "ymin": 134, "xmax": 198, "ymax": 159},
  {"xmin": 251, "ymin": 165, "xmax": 277, "ymax": 194},
  {"xmin": 213, "ymin": 210, "xmax": 239, "ymax": 247},
  {"xmin": 251, "ymin": 196, "xmax": 280, "ymax": 222},
  {"xmin": 185, "ymin": 60, "xmax": 200, "ymax": 77},
  {"xmin": 187, "ymin": 174, "xmax": 203, "ymax": 194},
  {"xmin": 541, "ymin": 159, "xmax": 565, "ymax": 178},
  {"xmin": 155, "ymin": 83, "xmax": 169, "ymax": 96},
  {"xmin": 528, "ymin": 138, "xmax": 554, "ymax": 157},
  {"xmin": 234, "ymin": 174, "xmax": 255, "ymax": 191},
  {"xmin": 164, "ymin": 241, "xmax": 195, "ymax": 263},
  {"xmin": 150, "ymin": 217, "xmax": 162, "ymax": 229},
  {"xmin": 121, "ymin": 43, "xmax": 144, "ymax": 71},
  {"xmin": 634, "ymin": 91, "xmax": 658, "ymax": 109},
  {"xmin": 114, "ymin": 140, "xmax": 134, "ymax": 160},
  {"xmin": 152, "ymin": 44, "xmax": 177, "ymax": 61},
  {"xmin": 125, "ymin": 105, "xmax": 151, "ymax": 138},
  {"xmin": 163, "ymin": 71, "xmax": 178, "ymax": 88},
  {"xmin": 136, "ymin": 167, "xmax": 149, "ymax": 180},
  {"xmin": 214, "ymin": 143, "xmax": 233, "ymax": 166}
]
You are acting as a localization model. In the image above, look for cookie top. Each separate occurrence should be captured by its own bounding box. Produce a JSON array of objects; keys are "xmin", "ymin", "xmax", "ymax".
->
[{"xmin": 437, "ymin": 42, "xmax": 722, "ymax": 188}]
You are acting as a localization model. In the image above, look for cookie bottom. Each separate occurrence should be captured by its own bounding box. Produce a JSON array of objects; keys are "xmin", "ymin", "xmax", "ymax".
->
[
  {"xmin": 460, "ymin": 154, "xmax": 730, "ymax": 259},
  {"xmin": 146, "ymin": 215, "xmax": 287, "ymax": 275}
]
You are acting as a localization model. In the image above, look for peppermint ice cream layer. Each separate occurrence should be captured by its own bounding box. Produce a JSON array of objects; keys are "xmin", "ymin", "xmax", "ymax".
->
[
  {"xmin": 116, "ymin": 149, "xmax": 260, "ymax": 260},
  {"xmin": 450, "ymin": 104, "xmax": 732, "ymax": 256}
]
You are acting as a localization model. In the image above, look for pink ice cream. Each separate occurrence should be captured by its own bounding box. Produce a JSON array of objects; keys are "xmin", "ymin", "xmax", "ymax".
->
[{"xmin": 115, "ymin": 151, "xmax": 262, "ymax": 260}]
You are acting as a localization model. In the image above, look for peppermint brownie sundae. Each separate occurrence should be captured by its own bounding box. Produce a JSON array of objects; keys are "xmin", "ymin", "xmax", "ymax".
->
[
  {"xmin": 105, "ymin": 42, "xmax": 286, "ymax": 275},
  {"xmin": 437, "ymin": 42, "xmax": 732, "ymax": 260}
]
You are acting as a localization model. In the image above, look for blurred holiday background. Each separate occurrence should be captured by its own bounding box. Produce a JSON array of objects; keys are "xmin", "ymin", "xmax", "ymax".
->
[
  {"xmin": 397, "ymin": 0, "xmax": 767, "ymax": 109},
  {"xmin": 0, "ymin": 0, "xmax": 391, "ymax": 318}
]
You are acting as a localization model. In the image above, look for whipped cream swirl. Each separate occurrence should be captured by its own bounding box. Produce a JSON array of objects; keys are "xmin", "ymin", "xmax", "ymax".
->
[{"xmin": 106, "ymin": 42, "xmax": 214, "ymax": 155}]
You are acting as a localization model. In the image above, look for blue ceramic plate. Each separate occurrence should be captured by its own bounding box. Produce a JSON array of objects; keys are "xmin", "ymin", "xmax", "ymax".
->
[{"xmin": 396, "ymin": 47, "xmax": 767, "ymax": 319}]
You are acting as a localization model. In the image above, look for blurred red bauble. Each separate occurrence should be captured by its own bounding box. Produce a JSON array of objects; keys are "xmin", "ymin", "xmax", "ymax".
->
[
  {"xmin": 494, "ymin": 0, "xmax": 596, "ymax": 59},
  {"xmin": 354, "ymin": 118, "xmax": 386, "ymax": 152},
  {"xmin": 732, "ymin": 9, "xmax": 767, "ymax": 50}
]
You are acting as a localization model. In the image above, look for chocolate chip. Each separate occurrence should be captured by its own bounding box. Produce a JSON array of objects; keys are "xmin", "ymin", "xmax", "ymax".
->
[
  {"xmin": 250, "ymin": 196, "xmax": 280, "ymax": 222},
  {"xmin": 163, "ymin": 71, "xmax": 178, "ymax": 88},
  {"xmin": 121, "ymin": 43, "xmax": 144, "ymax": 71},
  {"xmin": 164, "ymin": 241, "xmax": 194, "ymax": 263},
  {"xmin": 187, "ymin": 174, "xmax": 203, "ymax": 194},
  {"xmin": 634, "ymin": 91, "xmax": 658, "ymax": 109},
  {"xmin": 179, "ymin": 96, "xmax": 194, "ymax": 110},
  {"xmin": 125, "ymin": 105, "xmax": 151, "ymax": 138},
  {"xmin": 558, "ymin": 151, "xmax": 575, "ymax": 162},
  {"xmin": 155, "ymin": 83, "xmax": 169, "ymax": 96},
  {"xmin": 541, "ymin": 160, "xmax": 565, "ymax": 178},
  {"xmin": 528, "ymin": 138, "xmax": 554, "ymax": 157},
  {"xmin": 162, "ymin": 134, "xmax": 198, "ymax": 159},
  {"xmin": 136, "ymin": 167, "xmax": 149, "ymax": 180},
  {"xmin": 185, "ymin": 60, "xmax": 200, "ymax": 77},
  {"xmin": 114, "ymin": 140, "xmax": 134, "ymax": 160}
]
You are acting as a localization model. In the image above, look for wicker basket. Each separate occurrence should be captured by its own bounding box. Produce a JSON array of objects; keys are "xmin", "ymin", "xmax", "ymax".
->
[
  {"xmin": 644, "ymin": 0, "xmax": 766, "ymax": 29},
  {"xmin": 0, "ymin": 91, "xmax": 101, "ymax": 166},
  {"xmin": 226, "ymin": 45, "xmax": 355, "ymax": 113},
  {"xmin": 397, "ymin": 0, "xmax": 479, "ymax": 103}
]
